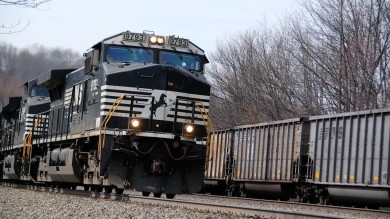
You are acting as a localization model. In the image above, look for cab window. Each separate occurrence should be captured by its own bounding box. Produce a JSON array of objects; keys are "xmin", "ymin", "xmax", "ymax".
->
[
  {"xmin": 106, "ymin": 45, "xmax": 153, "ymax": 63},
  {"xmin": 30, "ymin": 85, "xmax": 49, "ymax": 97},
  {"xmin": 159, "ymin": 51, "xmax": 201, "ymax": 71}
]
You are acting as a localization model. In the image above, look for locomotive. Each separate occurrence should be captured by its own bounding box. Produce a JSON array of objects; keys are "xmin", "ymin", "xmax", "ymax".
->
[
  {"xmin": 0, "ymin": 30, "xmax": 213, "ymax": 198},
  {"xmin": 204, "ymin": 108, "xmax": 390, "ymax": 207}
]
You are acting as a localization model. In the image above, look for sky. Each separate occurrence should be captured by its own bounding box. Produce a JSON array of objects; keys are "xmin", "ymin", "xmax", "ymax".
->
[{"xmin": 0, "ymin": 0, "xmax": 299, "ymax": 56}]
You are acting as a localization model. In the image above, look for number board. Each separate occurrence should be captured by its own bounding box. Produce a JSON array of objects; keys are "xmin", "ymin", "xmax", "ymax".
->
[
  {"xmin": 168, "ymin": 36, "xmax": 189, "ymax": 47},
  {"xmin": 123, "ymin": 32, "xmax": 146, "ymax": 42}
]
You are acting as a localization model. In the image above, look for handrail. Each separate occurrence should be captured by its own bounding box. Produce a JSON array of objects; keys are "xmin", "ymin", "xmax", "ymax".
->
[
  {"xmin": 98, "ymin": 94, "xmax": 130, "ymax": 160},
  {"xmin": 195, "ymin": 102, "xmax": 215, "ymax": 163},
  {"xmin": 22, "ymin": 117, "xmax": 42, "ymax": 161}
]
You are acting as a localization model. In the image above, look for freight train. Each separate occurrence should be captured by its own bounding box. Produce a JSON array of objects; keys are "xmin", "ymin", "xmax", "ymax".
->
[
  {"xmin": 0, "ymin": 30, "xmax": 213, "ymax": 199},
  {"xmin": 204, "ymin": 109, "xmax": 390, "ymax": 207}
]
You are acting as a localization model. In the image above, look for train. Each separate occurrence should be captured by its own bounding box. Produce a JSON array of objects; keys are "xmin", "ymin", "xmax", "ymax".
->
[
  {"xmin": 204, "ymin": 108, "xmax": 390, "ymax": 207},
  {"xmin": 0, "ymin": 30, "xmax": 213, "ymax": 199},
  {"xmin": 2, "ymin": 30, "xmax": 388, "ymax": 208}
]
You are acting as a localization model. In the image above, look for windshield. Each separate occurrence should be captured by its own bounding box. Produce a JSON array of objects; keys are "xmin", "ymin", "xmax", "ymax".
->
[
  {"xmin": 106, "ymin": 45, "xmax": 153, "ymax": 63},
  {"xmin": 30, "ymin": 85, "xmax": 49, "ymax": 97},
  {"xmin": 159, "ymin": 51, "xmax": 201, "ymax": 71}
]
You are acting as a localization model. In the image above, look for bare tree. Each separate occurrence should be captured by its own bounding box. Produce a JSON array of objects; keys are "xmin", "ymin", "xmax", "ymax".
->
[
  {"xmin": 0, "ymin": 0, "xmax": 50, "ymax": 7},
  {"xmin": 208, "ymin": 0, "xmax": 390, "ymax": 128},
  {"xmin": 289, "ymin": 0, "xmax": 390, "ymax": 112},
  {"xmin": 0, "ymin": 0, "xmax": 51, "ymax": 34},
  {"xmin": 209, "ymin": 27, "xmax": 310, "ymax": 127}
]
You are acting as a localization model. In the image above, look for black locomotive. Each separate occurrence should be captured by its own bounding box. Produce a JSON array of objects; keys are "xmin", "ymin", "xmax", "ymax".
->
[{"xmin": 0, "ymin": 30, "xmax": 213, "ymax": 198}]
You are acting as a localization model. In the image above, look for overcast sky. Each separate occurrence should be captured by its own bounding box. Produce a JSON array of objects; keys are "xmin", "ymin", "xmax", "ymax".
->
[{"xmin": 0, "ymin": 0, "xmax": 299, "ymax": 56}]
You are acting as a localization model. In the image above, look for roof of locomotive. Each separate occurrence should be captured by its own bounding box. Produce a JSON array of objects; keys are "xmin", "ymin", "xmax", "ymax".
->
[
  {"xmin": 1, "ymin": 96, "xmax": 22, "ymax": 113},
  {"xmin": 37, "ymin": 69, "xmax": 76, "ymax": 89},
  {"xmin": 91, "ymin": 30, "xmax": 207, "ymax": 58}
]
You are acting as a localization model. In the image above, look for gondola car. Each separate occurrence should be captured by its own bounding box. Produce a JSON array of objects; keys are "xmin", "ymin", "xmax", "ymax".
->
[{"xmin": 205, "ymin": 108, "xmax": 390, "ymax": 207}]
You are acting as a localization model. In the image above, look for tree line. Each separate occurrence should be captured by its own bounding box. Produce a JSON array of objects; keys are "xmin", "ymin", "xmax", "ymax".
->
[
  {"xmin": 0, "ymin": 42, "xmax": 83, "ymax": 105},
  {"xmin": 208, "ymin": 0, "xmax": 390, "ymax": 129}
]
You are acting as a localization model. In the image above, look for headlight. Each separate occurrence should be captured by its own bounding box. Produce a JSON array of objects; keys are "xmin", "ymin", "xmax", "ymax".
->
[
  {"xmin": 149, "ymin": 35, "xmax": 165, "ymax": 45},
  {"xmin": 131, "ymin": 119, "xmax": 140, "ymax": 128},
  {"xmin": 157, "ymin": 37, "xmax": 164, "ymax": 44},
  {"xmin": 150, "ymin": 36, "xmax": 157, "ymax": 43},
  {"xmin": 184, "ymin": 124, "xmax": 194, "ymax": 133}
]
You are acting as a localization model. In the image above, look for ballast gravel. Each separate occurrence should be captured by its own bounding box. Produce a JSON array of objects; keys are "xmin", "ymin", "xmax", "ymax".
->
[{"xmin": 0, "ymin": 187, "xmax": 238, "ymax": 219}]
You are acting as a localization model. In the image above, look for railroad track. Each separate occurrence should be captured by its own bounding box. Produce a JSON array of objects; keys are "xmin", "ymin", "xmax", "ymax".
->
[
  {"xmin": 2, "ymin": 182, "xmax": 389, "ymax": 219},
  {"xmin": 180, "ymin": 194, "xmax": 390, "ymax": 219}
]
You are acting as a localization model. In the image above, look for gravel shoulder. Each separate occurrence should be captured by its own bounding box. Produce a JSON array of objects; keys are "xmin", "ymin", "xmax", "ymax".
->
[{"xmin": 0, "ymin": 186, "xmax": 237, "ymax": 219}]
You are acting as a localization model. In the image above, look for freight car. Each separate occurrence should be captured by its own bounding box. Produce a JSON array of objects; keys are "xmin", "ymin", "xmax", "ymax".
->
[
  {"xmin": 204, "ymin": 118, "xmax": 311, "ymax": 200},
  {"xmin": 0, "ymin": 30, "xmax": 213, "ymax": 199},
  {"xmin": 204, "ymin": 108, "xmax": 390, "ymax": 207},
  {"xmin": 309, "ymin": 108, "xmax": 390, "ymax": 206}
]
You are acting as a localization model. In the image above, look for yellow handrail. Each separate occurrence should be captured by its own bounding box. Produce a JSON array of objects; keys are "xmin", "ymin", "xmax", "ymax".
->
[
  {"xmin": 22, "ymin": 117, "xmax": 42, "ymax": 161},
  {"xmin": 195, "ymin": 102, "xmax": 215, "ymax": 162},
  {"xmin": 98, "ymin": 94, "xmax": 130, "ymax": 159}
]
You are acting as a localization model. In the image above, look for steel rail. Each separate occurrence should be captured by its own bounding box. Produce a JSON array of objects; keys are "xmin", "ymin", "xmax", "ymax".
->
[{"xmin": 182, "ymin": 193, "xmax": 390, "ymax": 219}]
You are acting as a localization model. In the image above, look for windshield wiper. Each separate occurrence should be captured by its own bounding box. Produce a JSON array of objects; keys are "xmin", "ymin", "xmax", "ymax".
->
[
  {"xmin": 118, "ymin": 61, "xmax": 131, "ymax": 68},
  {"xmin": 121, "ymin": 61, "xmax": 131, "ymax": 65},
  {"xmin": 174, "ymin": 52, "xmax": 183, "ymax": 62}
]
